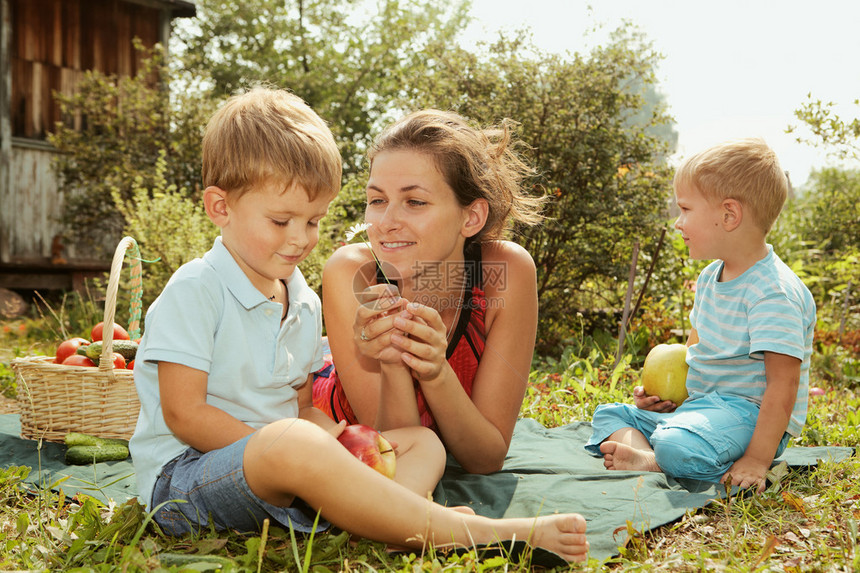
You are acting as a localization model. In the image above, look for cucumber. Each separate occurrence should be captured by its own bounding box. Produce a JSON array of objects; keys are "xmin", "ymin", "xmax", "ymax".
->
[
  {"xmin": 65, "ymin": 444, "xmax": 129, "ymax": 465},
  {"xmin": 65, "ymin": 432, "xmax": 130, "ymax": 464},
  {"xmin": 77, "ymin": 339, "xmax": 139, "ymax": 361},
  {"xmin": 65, "ymin": 432, "xmax": 129, "ymax": 448}
]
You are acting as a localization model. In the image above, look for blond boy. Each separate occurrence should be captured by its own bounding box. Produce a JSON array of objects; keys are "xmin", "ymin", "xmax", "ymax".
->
[
  {"xmin": 586, "ymin": 138, "xmax": 816, "ymax": 492},
  {"xmin": 129, "ymin": 88, "xmax": 588, "ymax": 561}
]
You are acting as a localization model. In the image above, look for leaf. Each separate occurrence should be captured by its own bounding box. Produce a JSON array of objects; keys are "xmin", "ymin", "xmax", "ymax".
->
[
  {"xmin": 750, "ymin": 534, "xmax": 780, "ymax": 569},
  {"xmin": 781, "ymin": 490, "xmax": 807, "ymax": 516},
  {"xmin": 766, "ymin": 460, "xmax": 789, "ymax": 485},
  {"xmin": 191, "ymin": 537, "xmax": 229, "ymax": 554}
]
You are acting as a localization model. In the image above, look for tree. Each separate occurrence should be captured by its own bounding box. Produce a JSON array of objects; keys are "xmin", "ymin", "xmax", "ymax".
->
[
  {"xmin": 791, "ymin": 95, "xmax": 860, "ymax": 160},
  {"xmin": 798, "ymin": 168, "xmax": 860, "ymax": 254},
  {"xmin": 48, "ymin": 5, "xmax": 681, "ymax": 353},
  {"xmin": 173, "ymin": 0, "xmax": 471, "ymax": 174},
  {"xmin": 403, "ymin": 28, "xmax": 677, "ymax": 350},
  {"xmin": 786, "ymin": 95, "xmax": 859, "ymax": 333},
  {"xmin": 49, "ymin": 44, "xmax": 216, "ymax": 257}
]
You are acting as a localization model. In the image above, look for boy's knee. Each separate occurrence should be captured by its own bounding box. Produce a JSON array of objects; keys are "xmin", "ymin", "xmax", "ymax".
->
[
  {"xmin": 651, "ymin": 426, "xmax": 723, "ymax": 480},
  {"xmin": 249, "ymin": 418, "xmax": 331, "ymax": 467}
]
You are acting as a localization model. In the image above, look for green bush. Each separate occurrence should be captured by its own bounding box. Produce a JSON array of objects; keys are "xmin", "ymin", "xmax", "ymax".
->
[
  {"xmin": 402, "ymin": 29, "xmax": 677, "ymax": 352},
  {"xmin": 49, "ymin": 43, "xmax": 215, "ymax": 258},
  {"xmin": 112, "ymin": 152, "xmax": 218, "ymax": 311}
]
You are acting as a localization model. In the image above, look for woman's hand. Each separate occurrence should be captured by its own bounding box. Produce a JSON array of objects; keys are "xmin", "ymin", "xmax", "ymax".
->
[
  {"xmin": 354, "ymin": 284, "xmax": 406, "ymax": 364},
  {"xmin": 633, "ymin": 385, "xmax": 678, "ymax": 412},
  {"xmin": 390, "ymin": 302, "xmax": 449, "ymax": 382}
]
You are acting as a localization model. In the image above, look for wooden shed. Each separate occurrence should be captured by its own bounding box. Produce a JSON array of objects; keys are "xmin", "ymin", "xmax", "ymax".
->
[{"xmin": 0, "ymin": 0, "xmax": 195, "ymax": 292}]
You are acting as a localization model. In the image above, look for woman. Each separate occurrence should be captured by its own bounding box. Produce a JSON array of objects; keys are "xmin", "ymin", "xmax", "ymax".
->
[{"xmin": 313, "ymin": 109, "xmax": 544, "ymax": 474}]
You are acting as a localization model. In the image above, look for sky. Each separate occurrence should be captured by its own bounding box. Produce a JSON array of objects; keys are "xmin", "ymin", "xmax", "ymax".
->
[{"xmin": 459, "ymin": 0, "xmax": 860, "ymax": 189}]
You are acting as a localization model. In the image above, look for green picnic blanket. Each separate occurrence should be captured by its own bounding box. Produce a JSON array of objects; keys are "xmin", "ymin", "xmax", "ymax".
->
[
  {"xmin": 1, "ymin": 414, "xmax": 853, "ymax": 563},
  {"xmin": 0, "ymin": 414, "xmax": 138, "ymax": 504},
  {"xmin": 431, "ymin": 418, "xmax": 854, "ymax": 562}
]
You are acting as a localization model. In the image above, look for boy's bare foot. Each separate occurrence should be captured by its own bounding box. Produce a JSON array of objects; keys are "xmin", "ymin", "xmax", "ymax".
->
[
  {"xmin": 599, "ymin": 441, "xmax": 661, "ymax": 472},
  {"xmin": 530, "ymin": 513, "xmax": 589, "ymax": 563}
]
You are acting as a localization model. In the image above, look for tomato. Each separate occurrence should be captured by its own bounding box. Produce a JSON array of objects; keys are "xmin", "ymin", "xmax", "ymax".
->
[
  {"xmin": 55, "ymin": 337, "xmax": 90, "ymax": 364},
  {"xmin": 126, "ymin": 359, "xmax": 135, "ymax": 370},
  {"xmin": 91, "ymin": 322, "xmax": 130, "ymax": 342},
  {"xmin": 62, "ymin": 354, "xmax": 96, "ymax": 367},
  {"xmin": 110, "ymin": 352, "xmax": 126, "ymax": 370}
]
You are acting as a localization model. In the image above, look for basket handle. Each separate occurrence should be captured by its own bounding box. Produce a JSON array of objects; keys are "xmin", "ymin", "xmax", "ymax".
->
[{"xmin": 99, "ymin": 236, "xmax": 143, "ymax": 376}]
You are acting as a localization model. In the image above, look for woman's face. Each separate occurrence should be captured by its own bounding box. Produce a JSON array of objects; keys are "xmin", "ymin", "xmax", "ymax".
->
[{"xmin": 364, "ymin": 149, "xmax": 473, "ymax": 290}]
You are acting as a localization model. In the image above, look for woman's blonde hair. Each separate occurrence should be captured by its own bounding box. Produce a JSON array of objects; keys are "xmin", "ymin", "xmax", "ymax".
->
[
  {"xmin": 368, "ymin": 109, "xmax": 544, "ymax": 243},
  {"xmin": 202, "ymin": 87, "xmax": 341, "ymax": 199},
  {"xmin": 674, "ymin": 138, "xmax": 788, "ymax": 233}
]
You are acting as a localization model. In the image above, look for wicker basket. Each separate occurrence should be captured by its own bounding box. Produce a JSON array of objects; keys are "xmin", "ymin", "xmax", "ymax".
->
[{"xmin": 12, "ymin": 236, "xmax": 144, "ymax": 442}]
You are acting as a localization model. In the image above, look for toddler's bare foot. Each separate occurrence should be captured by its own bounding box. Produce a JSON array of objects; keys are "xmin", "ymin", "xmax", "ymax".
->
[
  {"xmin": 530, "ymin": 513, "xmax": 589, "ymax": 563},
  {"xmin": 599, "ymin": 441, "xmax": 661, "ymax": 472},
  {"xmin": 451, "ymin": 505, "xmax": 477, "ymax": 515}
]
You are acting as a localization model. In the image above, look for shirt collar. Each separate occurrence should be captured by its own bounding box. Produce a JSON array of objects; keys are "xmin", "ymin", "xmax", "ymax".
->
[{"xmin": 204, "ymin": 236, "xmax": 315, "ymax": 311}]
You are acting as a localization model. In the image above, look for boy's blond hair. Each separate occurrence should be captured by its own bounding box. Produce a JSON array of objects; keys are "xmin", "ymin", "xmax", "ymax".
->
[
  {"xmin": 674, "ymin": 138, "xmax": 788, "ymax": 233},
  {"xmin": 202, "ymin": 87, "xmax": 342, "ymax": 200}
]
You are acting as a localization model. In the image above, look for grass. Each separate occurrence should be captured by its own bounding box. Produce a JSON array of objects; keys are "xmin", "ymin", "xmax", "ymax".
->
[{"xmin": 0, "ymin": 310, "xmax": 858, "ymax": 571}]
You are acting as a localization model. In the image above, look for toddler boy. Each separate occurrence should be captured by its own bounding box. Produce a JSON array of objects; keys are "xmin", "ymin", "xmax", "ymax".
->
[{"xmin": 585, "ymin": 138, "xmax": 816, "ymax": 493}]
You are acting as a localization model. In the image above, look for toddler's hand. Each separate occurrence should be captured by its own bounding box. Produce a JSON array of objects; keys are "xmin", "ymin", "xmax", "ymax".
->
[
  {"xmin": 721, "ymin": 456, "xmax": 769, "ymax": 493},
  {"xmin": 633, "ymin": 386, "xmax": 678, "ymax": 412}
]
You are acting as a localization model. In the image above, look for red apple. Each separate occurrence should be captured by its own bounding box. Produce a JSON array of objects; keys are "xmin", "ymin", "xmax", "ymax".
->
[{"xmin": 336, "ymin": 424, "xmax": 396, "ymax": 479}]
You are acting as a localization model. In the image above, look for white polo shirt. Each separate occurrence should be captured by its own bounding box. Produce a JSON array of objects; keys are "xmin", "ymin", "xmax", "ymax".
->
[{"xmin": 129, "ymin": 237, "xmax": 324, "ymax": 507}]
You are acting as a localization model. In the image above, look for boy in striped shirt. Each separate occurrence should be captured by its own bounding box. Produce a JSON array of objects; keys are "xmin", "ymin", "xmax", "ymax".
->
[{"xmin": 585, "ymin": 138, "xmax": 816, "ymax": 492}]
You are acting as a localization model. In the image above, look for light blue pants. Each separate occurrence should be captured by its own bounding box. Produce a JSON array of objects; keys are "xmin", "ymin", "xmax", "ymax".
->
[
  {"xmin": 585, "ymin": 392, "xmax": 790, "ymax": 483},
  {"xmin": 150, "ymin": 433, "xmax": 328, "ymax": 536}
]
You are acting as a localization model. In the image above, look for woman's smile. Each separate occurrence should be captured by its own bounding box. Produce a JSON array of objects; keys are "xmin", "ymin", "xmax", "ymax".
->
[{"xmin": 380, "ymin": 241, "xmax": 416, "ymax": 250}]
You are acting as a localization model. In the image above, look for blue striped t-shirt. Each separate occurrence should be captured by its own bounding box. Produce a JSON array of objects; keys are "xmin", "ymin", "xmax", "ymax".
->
[{"xmin": 687, "ymin": 245, "xmax": 816, "ymax": 436}]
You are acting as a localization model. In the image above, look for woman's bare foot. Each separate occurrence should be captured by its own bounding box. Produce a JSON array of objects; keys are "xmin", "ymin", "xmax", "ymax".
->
[
  {"xmin": 599, "ymin": 441, "xmax": 661, "ymax": 472},
  {"xmin": 529, "ymin": 513, "xmax": 589, "ymax": 563}
]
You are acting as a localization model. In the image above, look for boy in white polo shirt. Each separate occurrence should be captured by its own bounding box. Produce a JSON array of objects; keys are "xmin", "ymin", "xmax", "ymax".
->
[
  {"xmin": 585, "ymin": 138, "xmax": 816, "ymax": 493},
  {"xmin": 129, "ymin": 87, "xmax": 589, "ymax": 562}
]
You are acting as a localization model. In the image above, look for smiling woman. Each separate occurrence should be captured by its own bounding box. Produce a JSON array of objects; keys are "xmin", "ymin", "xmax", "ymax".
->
[{"xmin": 313, "ymin": 109, "xmax": 546, "ymax": 474}]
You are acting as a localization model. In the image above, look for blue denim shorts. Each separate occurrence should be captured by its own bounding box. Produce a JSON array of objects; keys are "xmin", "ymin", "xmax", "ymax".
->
[
  {"xmin": 150, "ymin": 433, "xmax": 328, "ymax": 536},
  {"xmin": 585, "ymin": 392, "xmax": 791, "ymax": 483}
]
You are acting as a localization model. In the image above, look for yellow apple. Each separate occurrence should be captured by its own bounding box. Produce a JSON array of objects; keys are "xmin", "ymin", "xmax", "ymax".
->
[{"xmin": 641, "ymin": 343, "xmax": 689, "ymax": 405}]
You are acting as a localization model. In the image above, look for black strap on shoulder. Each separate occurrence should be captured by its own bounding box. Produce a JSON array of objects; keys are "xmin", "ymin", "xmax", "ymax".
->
[
  {"xmin": 375, "ymin": 264, "xmax": 395, "ymax": 286},
  {"xmin": 446, "ymin": 242, "xmax": 482, "ymax": 359}
]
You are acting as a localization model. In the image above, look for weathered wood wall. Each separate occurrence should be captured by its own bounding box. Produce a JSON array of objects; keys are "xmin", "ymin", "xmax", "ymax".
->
[
  {"xmin": 0, "ymin": 0, "xmax": 193, "ymax": 290},
  {"xmin": 5, "ymin": 142, "xmax": 58, "ymax": 259},
  {"xmin": 10, "ymin": 0, "xmax": 159, "ymax": 140}
]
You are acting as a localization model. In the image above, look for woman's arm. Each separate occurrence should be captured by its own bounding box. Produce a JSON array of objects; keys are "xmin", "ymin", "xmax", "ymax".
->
[
  {"xmin": 298, "ymin": 373, "xmax": 346, "ymax": 435},
  {"xmin": 322, "ymin": 244, "xmax": 415, "ymax": 426},
  {"xmin": 158, "ymin": 361, "xmax": 255, "ymax": 451},
  {"xmin": 390, "ymin": 241, "xmax": 537, "ymax": 473}
]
